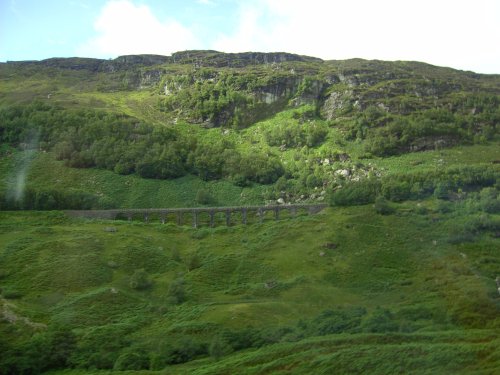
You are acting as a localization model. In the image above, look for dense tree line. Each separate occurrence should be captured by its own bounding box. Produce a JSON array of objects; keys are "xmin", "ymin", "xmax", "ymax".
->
[
  {"xmin": 330, "ymin": 165, "xmax": 499, "ymax": 206},
  {"xmin": 0, "ymin": 102, "xmax": 285, "ymax": 188},
  {"xmin": 263, "ymin": 118, "xmax": 328, "ymax": 148},
  {"xmin": 345, "ymin": 95, "xmax": 499, "ymax": 156}
]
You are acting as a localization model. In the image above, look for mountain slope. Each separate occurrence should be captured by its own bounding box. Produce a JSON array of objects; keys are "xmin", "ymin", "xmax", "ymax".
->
[
  {"xmin": 1, "ymin": 51, "xmax": 499, "ymax": 210},
  {"xmin": 0, "ymin": 196, "xmax": 499, "ymax": 373}
]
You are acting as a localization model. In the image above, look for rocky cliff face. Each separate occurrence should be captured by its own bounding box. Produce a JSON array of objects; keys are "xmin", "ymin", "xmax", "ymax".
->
[{"xmin": 2, "ymin": 51, "xmax": 498, "ymax": 128}]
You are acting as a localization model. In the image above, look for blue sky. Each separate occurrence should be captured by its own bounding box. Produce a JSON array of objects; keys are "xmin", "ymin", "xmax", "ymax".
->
[{"xmin": 1, "ymin": 0, "xmax": 499, "ymax": 73}]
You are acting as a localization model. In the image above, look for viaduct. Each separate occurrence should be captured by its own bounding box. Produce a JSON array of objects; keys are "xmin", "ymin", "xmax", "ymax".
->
[{"xmin": 65, "ymin": 204, "xmax": 327, "ymax": 228}]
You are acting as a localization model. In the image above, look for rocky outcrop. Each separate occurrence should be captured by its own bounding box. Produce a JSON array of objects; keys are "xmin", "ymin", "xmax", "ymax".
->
[
  {"xmin": 6, "ymin": 54, "xmax": 170, "ymax": 73},
  {"xmin": 171, "ymin": 50, "xmax": 322, "ymax": 67}
]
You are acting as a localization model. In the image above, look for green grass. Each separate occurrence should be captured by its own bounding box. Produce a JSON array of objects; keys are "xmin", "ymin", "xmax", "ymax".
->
[
  {"xmin": 1, "ymin": 200, "xmax": 499, "ymax": 373},
  {"xmin": 369, "ymin": 143, "xmax": 500, "ymax": 175},
  {"xmin": 0, "ymin": 151, "xmax": 268, "ymax": 208},
  {"xmin": 175, "ymin": 331, "xmax": 500, "ymax": 375},
  {"xmin": 1, "ymin": 52, "xmax": 499, "ymax": 373}
]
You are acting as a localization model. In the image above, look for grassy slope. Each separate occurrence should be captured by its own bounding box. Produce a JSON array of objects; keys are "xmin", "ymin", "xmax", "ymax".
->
[
  {"xmin": 1, "ymin": 141, "xmax": 498, "ymax": 209},
  {"xmin": 0, "ymin": 151, "xmax": 269, "ymax": 208},
  {"xmin": 1, "ymin": 56, "xmax": 499, "ymax": 373},
  {"xmin": 1, "ymin": 201, "xmax": 499, "ymax": 373}
]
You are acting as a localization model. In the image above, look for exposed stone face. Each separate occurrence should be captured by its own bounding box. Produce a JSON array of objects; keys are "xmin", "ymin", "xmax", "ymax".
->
[
  {"xmin": 322, "ymin": 90, "xmax": 355, "ymax": 120},
  {"xmin": 139, "ymin": 69, "xmax": 163, "ymax": 88},
  {"xmin": 170, "ymin": 50, "xmax": 323, "ymax": 67},
  {"xmin": 6, "ymin": 50, "xmax": 496, "ymax": 128}
]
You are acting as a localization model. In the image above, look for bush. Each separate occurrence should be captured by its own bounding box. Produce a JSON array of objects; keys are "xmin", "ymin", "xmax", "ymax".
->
[
  {"xmin": 167, "ymin": 277, "xmax": 186, "ymax": 304},
  {"xmin": 113, "ymin": 349, "xmax": 149, "ymax": 371},
  {"xmin": 129, "ymin": 269, "xmax": 152, "ymax": 290},
  {"xmin": 434, "ymin": 182, "xmax": 451, "ymax": 200},
  {"xmin": 330, "ymin": 180, "xmax": 381, "ymax": 206},
  {"xmin": 362, "ymin": 308, "xmax": 399, "ymax": 333},
  {"xmin": 2, "ymin": 288, "xmax": 23, "ymax": 299},
  {"xmin": 381, "ymin": 181, "xmax": 411, "ymax": 202},
  {"xmin": 186, "ymin": 253, "xmax": 202, "ymax": 271},
  {"xmin": 70, "ymin": 325, "xmax": 131, "ymax": 369},
  {"xmin": 161, "ymin": 338, "xmax": 207, "ymax": 364},
  {"xmin": 209, "ymin": 335, "xmax": 233, "ymax": 360},
  {"xmin": 195, "ymin": 189, "xmax": 214, "ymax": 205},
  {"xmin": 374, "ymin": 196, "xmax": 395, "ymax": 215},
  {"xmin": 306, "ymin": 307, "xmax": 367, "ymax": 336}
]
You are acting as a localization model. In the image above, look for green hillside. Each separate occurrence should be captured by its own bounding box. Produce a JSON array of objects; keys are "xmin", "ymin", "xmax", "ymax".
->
[
  {"xmin": 1, "ymin": 196, "xmax": 499, "ymax": 373},
  {"xmin": 1, "ymin": 51, "xmax": 499, "ymax": 209},
  {"xmin": 0, "ymin": 51, "xmax": 499, "ymax": 373}
]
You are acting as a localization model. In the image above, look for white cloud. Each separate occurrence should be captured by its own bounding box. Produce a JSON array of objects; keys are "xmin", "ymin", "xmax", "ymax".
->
[
  {"xmin": 212, "ymin": 0, "xmax": 500, "ymax": 73},
  {"xmin": 76, "ymin": 0, "xmax": 200, "ymax": 58},
  {"xmin": 197, "ymin": 0, "xmax": 216, "ymax": 5}
]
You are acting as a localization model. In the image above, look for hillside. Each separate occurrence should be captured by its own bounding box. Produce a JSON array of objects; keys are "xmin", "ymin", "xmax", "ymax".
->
[
  {"xmin": 1, "ymin": 198, "xmax": 499, "ymax": 373},
  {"xmin": 1, "ymin": 51, "xmax": 499, "ymax": 209},
  {"xmin": 0, "ymin": 51, "xmax": 499, "ymax": 374}
]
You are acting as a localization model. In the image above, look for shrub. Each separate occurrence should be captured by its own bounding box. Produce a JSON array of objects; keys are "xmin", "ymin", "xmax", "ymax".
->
[
  {"xmin": 195, "ymin": 189, "xmax": 214, "ymax": 205},
  {"xmin": 434, "ymin": 182, "xmax": 451, "ymax": 200},
  {"xmin": 129, "ymin": 269, "xmax": 152, "ymax": 290},
  {"xmin": 381, "ymin": 181, "xmax": 411, "ymax": 202},
  {"xmin": 162, "ymin": 338, "xmax": 207, "ymax": 364},
  {"xmin": 374, "ymin": 196, "xmax": 395, "ymax": 215},
  {"xmin": 362, "ymin": 308, "xmax": 399, "ymax": 333},
  {"xmin": 167, "ymin": 277, "xmax": 186, "ymax": 304},
  {"xmin": 306, "ymin": 307, "xmax": 367, "ymax": 336},
  {"xmin": 70, "ymin": 325, "xmax": 131, "ymax": 369},
  {"xmin": 2, "ymin": 288, "xmax": 23, "ymax": 299},
  {"xmin": 330, "ymin": 180, "xmax": 381, "ymax": 206},
  {"xmin": 209, "ymin": 335, "xmax": 233, "ymax": 360},
  {"xmin": 113, "ymin": 349, "xmax": 149, "ymax": 371},
  {"xmin": 186, "ymin": 253, "xmax": 202, "ymax": 271}
]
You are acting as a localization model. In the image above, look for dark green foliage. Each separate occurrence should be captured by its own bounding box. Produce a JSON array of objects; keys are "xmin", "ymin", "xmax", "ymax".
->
[
  {"xmin": 434, "ymin": 182, "xmax": 451, "ymax": 200},
  {"xmin": 187, "ymin": 252, "xmax": 202, "ymax": 271},
  {"xmin": 0, "ymin": 103, "xmax": 285, "ymax": 196},
  {"xmin": 374, "ymin": 196, "xmax": 395, "ymax": 215},
  {"xmin": 113, "ymin": 348, "xmax": 150, "ymax": 371},
  {"xmin": 159, "ymin": 71, "xmax": 253, "ymax": 127},
  {"xmin": 304, "ymin": 307, "xmax": 367, "ymax": 336},
  {"xmin": 331, "ymin": 166, "xmax": 499, "ymax": 206},
  {"xmin": 362, "ymin": 308, "xmax": 399, "ymax": 333},
  {"xmin": 209, "ymin": 334, "xmax": 234, "ymax": 360},
  {"xmin": 0, "ymin": 187, "xmax": 101, "ymax": 210},
  {"xmin": 129, "ymin": 269, "xmax": 152, "ymax": 290},
  {"xmin": 70, "ymin": 325, "xmax": 132, "ymax": 369},
  {"xmin": 0, "ymin": 325, "xmax": 76, "ymax": 374},
  {"xmin": 264, "ymin": 119, "xmax": 328, "ymax": 148},
  {"xmin": 167, "ymin": 277, "xmax": 186, "ymax": 304},
  {"xmin": 381, "ymin": 180, "xmax": 412, "ymax": 202},
  {"xmin": 361, "ymin": 105, "xmax": 499, "ymax": 156},
  {"xmin": 1, "ymin": 288, "xmax": 23, "ymax": 299},
  {"xmin": 157, "ymin": 337, "xmax": 207, "ymax": 365},
  {"xmin": 215, "ymin": 327, "xmax": 267, "ymax": 351},
  {"xmin": 330, "ymin": 180, "xmax": 381, "ymax": 206},
  {"xmin": 196, "ymin": 188, "xmax": 214, "ymax": 205}
]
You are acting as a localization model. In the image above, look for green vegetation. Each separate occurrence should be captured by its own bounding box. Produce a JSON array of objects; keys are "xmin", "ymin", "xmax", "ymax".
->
[
  {"xmin": 0, "ymin": 51, "xmax": 499, "ymax": 373},
  {"xmin": 1, "ymin": 196, "xmax": 499, "ymax": 373}
]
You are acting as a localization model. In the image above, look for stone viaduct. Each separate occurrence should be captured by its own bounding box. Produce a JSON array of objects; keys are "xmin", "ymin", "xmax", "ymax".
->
[{"xmin": 65, "ymin": 204, "xmax": 327, "ymax": 228}]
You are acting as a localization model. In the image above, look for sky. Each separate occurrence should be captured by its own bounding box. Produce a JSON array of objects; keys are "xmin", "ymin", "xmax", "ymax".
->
[{"xmin": 1, "ymin": 0, "xmax": 499, "ymax": 73}]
